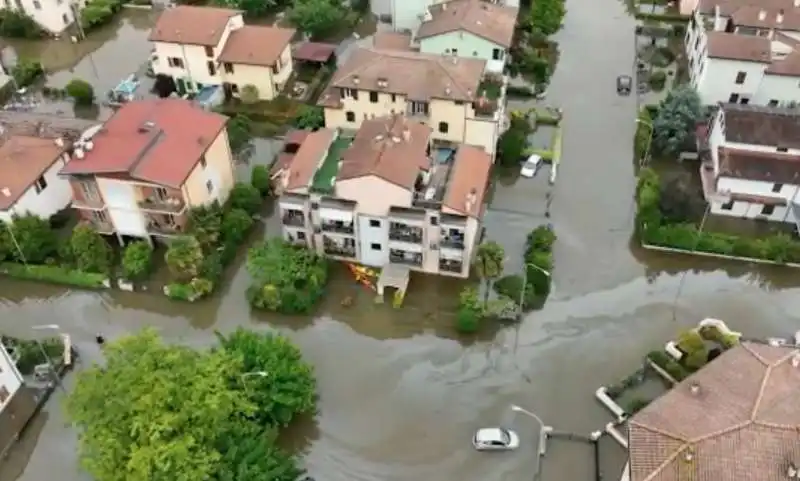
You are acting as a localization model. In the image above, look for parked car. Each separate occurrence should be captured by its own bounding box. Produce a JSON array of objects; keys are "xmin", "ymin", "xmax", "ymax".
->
[
  {"xmin": 472, "ymin": 428, "xmax": 520, "ymax": 451},
  {"xmin": 520, "ymin": 154, "xmax": 542, "ymax": 178},
  {"xmin": 617, "ymin": 75, "xmax": 632, "ymax": 95}
]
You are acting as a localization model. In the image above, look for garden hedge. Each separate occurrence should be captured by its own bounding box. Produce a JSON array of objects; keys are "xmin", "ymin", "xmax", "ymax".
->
[
  {"xmin": 0, "ymin": 263, "xmax": 107, "ymax": 289},
  {"xmin": 636, "ymin": 168, "xmax": 800, "ymax": 264}
]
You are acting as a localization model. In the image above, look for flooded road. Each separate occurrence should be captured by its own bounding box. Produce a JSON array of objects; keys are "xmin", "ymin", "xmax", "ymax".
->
[{"xmin": 2, "ymin": 2, "xmax": 800, "ymax": 481}]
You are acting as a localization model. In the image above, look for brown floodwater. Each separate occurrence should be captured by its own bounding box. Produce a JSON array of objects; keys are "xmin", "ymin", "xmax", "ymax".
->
[{"xmin": 2, "ymin": 2, "xmax": 800, "ymax": 481}]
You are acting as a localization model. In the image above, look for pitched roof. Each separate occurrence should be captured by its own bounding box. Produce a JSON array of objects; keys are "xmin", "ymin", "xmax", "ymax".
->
[
  {"xmin": 698, "ymin": 0, "xmax": 793, "ymax": 18},
  {"xmin": 706, "ymin": 31, "xmax": 771, "ymax": 63},
  {"xmin": 721, "ymin": 103, "xmax": 800, "ymax": 148},
  {"xmin": 730, "ymin": 5, "xmax": 800, "ymax": 30},
  {"xmin": 320, "ymin": 48, "xmax": 486, "ymax": 105},
  {"xmin": 443, "ymin": 145, "xmax": 490, "ymax": 217},
  {"xmin": 59, "ymin": 99, "xmax": 227, "ymax": 188},
  {"xmin": 629, "ymin": 342, "xmax": 800, "ymax": 481},
  {"xmin": 0, "ymin": 136, "xmax": 66, "ymax": 211},
  {"xmin": 766, "ymin": 49, "xmax": 800, "ymax": 76},
  {"xmin": 217, "ymin": 25, "xmax": 296, "ymax": 67},
  {"xmin": 416, "ymin": 0, "xmax": 518, "ymax": 47},
  {"xmin": 718, "ymin": 146, "xmax": 800, "ymax": 184},
  {"xmin": 281, "ymin": 129, "xmax": 336, "ymax": 191},
  {"xmin": 372, "ymin": 32, "xmax": 413, "ymax": 51},
  {"xmin": 337, "ymin": 115, "xmax": 432, "ymax": 189},
  {"xmin": 293, "ymin": 42, "xmax": 337, "ymax": 62},
  {"xmin": 149, "ymin": 6, "xmax": 240, "ymax": 46}
]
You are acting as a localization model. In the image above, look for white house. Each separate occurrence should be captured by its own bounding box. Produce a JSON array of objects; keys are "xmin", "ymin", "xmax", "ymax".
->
[
  {"xmin": 699, "ymin": 103, "xmax": 800, "ymax": 227},
  {"xmin": 0, "ymin": 339, "xmax": 24, "ymax": 414},
  {"xmin": 389, "ymin": 0, "xmax": 518, "ymax": 34},
  {"xmin": 0, "ymin": 135, "xmax": 72, "ymax": 223},
  {"xmin": 686, "ymin": 2, "xmax": 800, "ymax": 106},
  {"xmin": 414, "ymin": 0, "xmax": 517, "ymax": 73},
  {"xmin": 0, "ymin": 0, "xmax": 86, "ymax": 35}
]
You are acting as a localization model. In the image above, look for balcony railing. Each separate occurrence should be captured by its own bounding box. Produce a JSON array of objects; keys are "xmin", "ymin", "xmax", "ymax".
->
[
  {"xmin": 389, "ymin": 224, "xmax": 423, "ymax": 243},
  {"xmin": 390, "ymin": 251, "xmax": 422, "ymax": 267},
  {"xmin": 138, "ymin": 196, "xmax": 186, "ymax": 213},
  {"xmin": 440, "ymin": 237, "xmax": 465, "ymax": 250},
  {"xmin": 439, "ymin": 260, "xmax": 463, "ymax": 273},
  {"xmin": 283, "ymin": 214, "xmax": 306, "ymax": 227},
  {"xmin": 72, "ymin": 196, "xmax": 104, "ymax": 210},
  {"xmin": 323, "ymin": 245, "xmax": 356, "ymax": 257},
  {"xmin": 83, "ymin": 218, "xmax": 113, "ymax": 234},
  {"xmin": 321, "ymin": 223, "xmax": 355, "ymax": 234}
]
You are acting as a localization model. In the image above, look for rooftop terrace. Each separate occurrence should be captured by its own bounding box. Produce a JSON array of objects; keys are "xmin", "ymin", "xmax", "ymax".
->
[{"xmin": 311, "ymin": 136, "xmax": 351, "ymax": 193}]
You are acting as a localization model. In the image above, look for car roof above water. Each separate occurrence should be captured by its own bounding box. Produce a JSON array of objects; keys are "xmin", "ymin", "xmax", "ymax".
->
[{"xmin": 476, "ymin": 428, "xmax": 506, "ymax": 443}]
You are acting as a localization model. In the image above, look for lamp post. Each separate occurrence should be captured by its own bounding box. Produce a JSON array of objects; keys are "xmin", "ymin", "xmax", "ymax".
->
[
  {"xmin": 240, "ymin": 371, "xmax": 268, "ymax": 395},
  {"xmin": 32, "ymin": 324, "xmax": 66, "ymax": 393},
  {"xmin": 518, "ymin": 263, "xmax": 551, "ymax": 313},
  {"xmin": 635, "ymin": 118, "xmax": 654, "ymax": 168},
  {"xmin": 511, "ymin": 404, "xmax": 552, "ymax": 457}
]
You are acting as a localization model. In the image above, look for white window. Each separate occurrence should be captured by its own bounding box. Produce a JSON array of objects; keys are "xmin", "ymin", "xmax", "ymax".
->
[{"xmin": 34, "ymin": 176, "xmax": 47, "ymax": 193}]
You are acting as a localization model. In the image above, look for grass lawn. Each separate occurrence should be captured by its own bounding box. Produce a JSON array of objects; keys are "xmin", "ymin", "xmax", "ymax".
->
[{"xmin": 311, "ymin": 137, "xmax": 351, "ymax": 192}]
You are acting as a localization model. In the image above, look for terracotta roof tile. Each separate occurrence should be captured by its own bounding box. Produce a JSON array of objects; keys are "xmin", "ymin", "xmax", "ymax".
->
[
  {"xmin": 59, "ymin": 99, "xmax": 227, "ymax": 188},
  {"xmin": 730, "ymin": 5, "xmax": 800, "ymax": 30},
  {"xmin": 718, "ymin": 147, "xmax": 800, "ymax": 184},
  {"xmin": 372, "ymin": 32, "xmax": 413, "ymax": 51},
  {"xmin": 721, "ymin": 103, "xmax": 800, "ymax": 148},
  {"xmin": 698, "ymin": 0, "xmax": 792, "ymax": 17},
  {"xmin": 766, "ymin": 49, "xmax": 800, "ymax": 76},
  {"xmin": 416, "ymin": 0, "xmax": 517, "ymax": 47},
  {"xmin": 0, "ymin": 136, "xmax": 66, "ymax": 211},
  {"xmin": 337, "ymin": 115, "xmax": 432, "ymax": 189},
  {"xmin": 706, "ymin": 31, "xmax": 771, "ymax": 63},
  {"xmin": 629, "ymin": 342, "xmax": 800, "ymax": 481},
  {"xmin": 320, "ymin": 47, "xmax": 486, "ymax": 105},
  {"xmin": 281, "ymin": 129, "xmax": 336, "ymax": 191},
  {"xmin": 443, "ymin": 145, "xmax": 490, "ymax": 217},
  {"xmin": 217, "ymin": 25, "xmax": 296, "ymax": 67},
  {"xmin": 293, "ymin": 42, "xmax": 337, "ymax": 62},
  {"xmin": 149, "ymin": 5, "xmax": 240, "ymax": 46}
]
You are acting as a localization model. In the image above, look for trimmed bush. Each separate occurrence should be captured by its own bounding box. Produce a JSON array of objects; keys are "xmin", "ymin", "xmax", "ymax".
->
[
  {"xmin": 121, "ymin": 241, "xmax": 153, "ymax": 281},
  {"xmin": 65, "ymin": 78, "xmax": 95, "ymax": 106},
  {"xmin": 506, "ymin": 85, "xmax": 537, "ymax": 98},
  {"xmin": 649, "ymin": 70, "xmax": 667, "ymax": 91},
  {"xmin": 0, "ymin": 262, "xmax": 107, "ymax": 288},
  {"xmin": 251, "ymin": 165, "xmax": 271, "ymax": 197},
  {"xmin": 228, "ymin": 182, "xmax": 262, "ymax": 216},
  {"xmin": 647, "ymin": 350, "xmax": 690, "ymax": 381}
]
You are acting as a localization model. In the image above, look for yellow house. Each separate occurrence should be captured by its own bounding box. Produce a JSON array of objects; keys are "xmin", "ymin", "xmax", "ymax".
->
[
  {"xmin": 60, "ymin": 99, "xmax": 236, "ymax": 245},
  {"xmin": 149, "ymin": 5, "xmax": 295, "ymax": 100},
  {"xmin": 318, "ymin": 42, "xmax": 506, "ymax": 159}
]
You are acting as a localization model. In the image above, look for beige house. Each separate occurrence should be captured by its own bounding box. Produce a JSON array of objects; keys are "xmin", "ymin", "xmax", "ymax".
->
[
  {"xmin": 318, "ymin": 46, "xmax": 506, "ymax": 159},
  {"xmin": 149, "ymin": 5, "xmax": 295, "ymax": 100},
  {"xmin": 272, "ymin": 115, "xmax": 492, "ymax": 278},
  {"xmin": 60, "ymin": 99, "xmax": 235, "ymax": 245}
]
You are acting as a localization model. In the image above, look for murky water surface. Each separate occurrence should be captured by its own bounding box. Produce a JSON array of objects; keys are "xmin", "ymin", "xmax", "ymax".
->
[{"xmin": 3, "ymin": 2, "xmax": 800, "ymax": 481}]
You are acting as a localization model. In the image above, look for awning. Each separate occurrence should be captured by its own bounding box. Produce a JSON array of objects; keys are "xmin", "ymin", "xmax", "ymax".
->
[{"xmin": 319, "ymin": 208, "xmax": 352, "ymax": 222}]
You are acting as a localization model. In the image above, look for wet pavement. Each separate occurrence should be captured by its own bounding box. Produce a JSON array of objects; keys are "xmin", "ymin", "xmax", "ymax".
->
[{"xmin": 3, "ymin": 2, "xmax": 800, "ymax": 481}]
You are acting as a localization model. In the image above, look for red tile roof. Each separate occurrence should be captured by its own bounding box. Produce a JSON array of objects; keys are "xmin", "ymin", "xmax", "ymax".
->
[
  {"xmin": 443, "ymin": 145, "xmax": 491, "ymax": 217},
  {"xmin": 217, "ymin": 25, "xmax": 296, "ymax": 67},
  {"xmin": 60, "ymin": 99, "xmax": 227, "ymax": 188},
  {"xmin": 293, "ymin": 42, "xmax": 337, "ymax": 62},
  {"xmin": 0, "ymin": 136, "xmax": 66, "ymax": 211},
  {"xmin": 149, "ymin": 5, "xmax": 240, "ymax": 46}
]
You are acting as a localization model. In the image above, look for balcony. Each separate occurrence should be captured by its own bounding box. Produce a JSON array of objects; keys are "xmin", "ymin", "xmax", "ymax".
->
[
  {"xmin": 389, "ymin": 223, "xmax": 423, "ymax": 243},
  {"xmin": 282, "ymin": 210, "xmax": 306, "ymax": 227},
  {"xmin": 440, "ymin": 235, "xmax": 465, "ymax": 250},
  {"xmin": 81, "ymin": 216, "xmax": 113, "ymax": 234},
  {"xmin": 146, "ymin": 213, "xmax": 188, "ymax": 236},
  {"xmin": 138, "ymin": 196, "xmax": 186, "ymax": 213},
  {"xmin": 390, "ymin": 249, "xmax": 422, "ymax": 267},
  {"xmin": 323, "ymin": 236, "xmax": 356, "ymax": 258},
  {"xmin": 321, "ymin": 221, "xmax": 354, "ymax": 234},
  {"xmin": 72, "ymin": 195, "xmax": 104, "ymax": 210},
  {"xmin": 439, "ymin": 259, "xmax": 463, "ymax": 273},
  {"xmin": 468, "ymin": 74, "xmax": 505, "ymax": 120}
]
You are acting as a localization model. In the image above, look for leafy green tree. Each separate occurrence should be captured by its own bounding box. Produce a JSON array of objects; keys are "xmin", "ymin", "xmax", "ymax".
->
[
  {"xmin": 292, "ymin": 105, "xmax": 324, "ymax": 130},
  {"xmin": 658, "ymin": 174, "xmax": 704, "ymax": 224},
  {"xmin": 8, "ymin": 214, "xmax": 57, "ymax": 264},
  {"xmin": 227, "ymin": 114, "xmax": 253, "ymax": 154},
  {"xmin": 11, "ymin": 59, "xmax": 43, "ymax": 88},
  {"xmin": 455, "ymin": 286, "xmax": 483, "ymax": 333},
  {"xmin": 68, "ymin": 224, "xmax": 111, "ymax": 273},
  {"xmin": 251, "ymin": 165, "xmax": 271, "ymax": 197},
  {"xmin": 165, "ymin": 236, "xmax": 204, "ymax": 282},
  {"xmin": 246, "ymin": 238, "xmax": 328, "ymax": 314},
  {"xmin": 65, "ymin": 328, "xmax": 256, "ymax": 481},
  {"xmin": 497, "ymin": 115, "xmax": 530, "ymax": 167},
  {"xmin": 188, "ymin": 203, "xmax": 224, "ymax": 250},
  {"xmin": 652, "ymin": 85, "xmax": 702, "ymax": 157},
  {"xmin": 240, "ymin": 84, "xmax": 260, "ymax": 104},
  {"xmin": 473, "ymin": 241, "xmax": 505, "ymax": 307},
  {"xmin": 213, "ymin": 0, "xmax": 278, "ymax": 17},
  {"xmin": 121, "ymin": 241, "xmax": 153, "ymax": 281},
  {"xmin": 0, "ymin": 11, "xmax": 45, "ymax": 38},
  {"xmin": 288, "ymin": 0, "xmax": 346, "ymax": 40},
  {"xmin": 217, "ymin": 328, "xmax": 316, "ymax": 426},
  {"xmin": 228, "ymin": 183, "xmax": 262, "ymax": 216},
  {"xmin": 528, "ymin": 0, "xmax": 566, "ymax": 36},
  {"xmin": 0, "ymin": 221, "xmax": 12, "ymax": 261},
  {"xmin": 65, "ymin": 78, "xmax": 95, "ymax": 106},
  {"xmin": 220, "ymin": 208, "xmax": 254, "ymax": 245},
  {"xmin": 214, "ymin": 422, "xmax": 303, "ymax": 481}
]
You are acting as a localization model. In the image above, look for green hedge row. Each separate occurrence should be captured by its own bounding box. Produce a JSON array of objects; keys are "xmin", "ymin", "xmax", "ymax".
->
[
  {"xmin": 494, "ymin": 225, "xmax": 556, "ymax": 310},
  {"xmin": 0, "ymin": 262, "xmax": 107, "ymax": 289},
  {"xmin": 647, "ymin": 350, "xmax": 690, "ymax": 381},
  {"xmin": 636, "ymin": 168, "xmax": 800, "ymax": 264}
]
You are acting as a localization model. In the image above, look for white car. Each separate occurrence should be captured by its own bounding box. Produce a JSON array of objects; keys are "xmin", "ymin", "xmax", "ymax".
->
[
  {"xmin": 520, "ymin": 154, "xmax": 542, "ymax": 178},
  {"xmin": 472, "ymin": 428, "xmax": 520, "ymax": 451}
]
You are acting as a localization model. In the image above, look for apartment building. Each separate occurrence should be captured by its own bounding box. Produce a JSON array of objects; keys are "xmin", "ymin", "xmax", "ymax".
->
[
  {"xmin": 318, "ymin": 46, "xmax": 506, "ymax": 158},
  {"xmin": 59, "ymin": 98, "xmax": 235, "ymax": 244},
  {"xmin": 0, "ymin": 0, "xmax": 85, "ymax": 35},
  {"xmin": 149, "ymin": 5, "xmax": 295, "ymax": 100},
  {"xmin": 272, "ymin": 114, "xmax": 492, "ymax": 278},
  {"xmin": 415, "ymin": 0, "xmax": 517, "ymax": 73},
  {"xmin": 698, "ymin": 103, "xmax": 800, "ymax": 227},
  {"xmin": 686, "ymin": 0, "xmax": 800, "ymax": 105},
  {"xmin": 387, "ymin": 0, "xmax": 520, "ymax": 32}
]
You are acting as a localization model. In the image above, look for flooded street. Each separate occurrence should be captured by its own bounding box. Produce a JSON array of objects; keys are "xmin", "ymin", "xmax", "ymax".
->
[{"xmin": 2, "ymin": 2, "xmax": 800, "ymax": 481}]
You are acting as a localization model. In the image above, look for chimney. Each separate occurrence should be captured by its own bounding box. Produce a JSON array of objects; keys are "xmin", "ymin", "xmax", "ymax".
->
[
  {"xmin": 353, "ymin": 75, "xmax": 360, "ymax": 85},
  {"xmin": 758, "ymin": 9, "xmax": 766, "ymax": 20},
  {"xmin": 778, "ymin": 9, "xmax": 784, "ymax": 23},
  {"xmin": 1, "ymin": 187, "xmax": 10, "ymax": 197},
  {"xmin": 402, "ymin": 127, "xmax": 410, "ymax": 142},
  {"xmin": 54, "ymin": 137, "xmax": 64, "ymax": 147},
  {"xmin": 689, "ymin": 383, "xmax": 701, "ymax": 395}
]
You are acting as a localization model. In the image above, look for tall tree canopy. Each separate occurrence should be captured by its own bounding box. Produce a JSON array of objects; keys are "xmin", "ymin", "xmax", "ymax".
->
[{"xmin": 652, "ymin": 86, "xmax": 703, "ymax": 157}]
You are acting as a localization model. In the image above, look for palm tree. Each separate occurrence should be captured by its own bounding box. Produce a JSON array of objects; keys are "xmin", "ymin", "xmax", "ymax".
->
[{"xmin": 472, "ymin": 241, "xmax": 505, "ymax": 307}]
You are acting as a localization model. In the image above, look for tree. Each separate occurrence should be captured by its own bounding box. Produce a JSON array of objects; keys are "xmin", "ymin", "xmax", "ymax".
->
[
  {"xmin": 251, "ymin": 165, "xmax": 271, "ymax": 197},
  {"xmin": 220, "ymin": 208, "xmax": 254, "ymax": 245},
  {"xmin": 165, "ymin": 236, "xmax": 204, "ymax": 282},
  {"xmin": 188, "ymin": 203, "xmax": 224, "ymax": 250},
  {"xmin": 292, "ymin": 105, "xmax": 324, "ymax": 130},
  {"xmin": 121, "ymin": 241, "xmax": 153, "ymax": 281},
  {"xmin": 528, "ymin": 0, "xmax": 566, "ymax": 36},
  {"xmin": 239, "ymin": 84, "xmax": 260, "ymax": 104},
  {"xmin": 65, "ymin": 329, "xmax": 256, "ymax": 481},
  {"xmin": 288, "ymin": 0, "xmax": 346, "ymax": 40},
  {"xmin": 11, "ymin": 59, "xmax": 43, "ymax": 88},
  {"xmin": 473, "ymin": 241, "xmax": 505, "ymax": 307},
  {"xmin": 228, "ymin": 183, "xmax": 262, "ymax": 216},
  {"xmin": 227, "ymin": 114, "xmax": 252, "ymax": 154},
  {"xmin": 65, "ymin": 78, "xmax": 95, "ymax": 106},
  {"xmin": 455, "ymin": 286, "xmax": 483, "ymax": 333},
  {"xmin": 497, "ymin": 114, "xmax": 529, "ymax": 167},
  {"xmin": 67, "ymin": 224, "xmax": 111, "ymax": 273},
  {"xmin": 0, "ymin": 11, "xmax": 44, "ymax": 38},
  {"xmin": 216, "ymin": 328, "xmax": 316, "ymax": 426},
  {"xmin": 213, "ymin": 423, "xmax": 303, "ymax": 481},
  {"xmin": 8, "ymin": 214, "xmax": 57, "ymax": 264},
  {"xmin": 246, "ymin": 238, "xmax": 328, "ymax": 314},
  {"xmin": 213, "ymin": 0, "xmax": 278, "ymax": 17},
  {"xmin": 658, "ymin": 174, "xmax": 704, "ymax": 224},
  {"xmin": 80, "ymin": 0, "xmax": 123, "ymax": 30},
  {"xmin": 652, "ymin": 85, "xmax": 702, "ymax": 157}
]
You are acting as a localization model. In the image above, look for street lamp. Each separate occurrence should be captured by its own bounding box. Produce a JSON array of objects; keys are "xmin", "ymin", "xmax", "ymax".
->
[
  {"xmin": 635, "ymin": 118, "xmax": 654, "ymax": 168},
  {"xmin": 31, "ymin": 324, "xmax": 66, "ymax": 393},
  {"xmin": 511, "ymin": 404, "xmax": 553, "ymax": 456},
  {"xmin": 518, "ymin": 263, "xmax": 551, "ymax": 313},
  {"xmin": 240, "ymin": 371, "xmax": 268, "ymax": 394}
]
